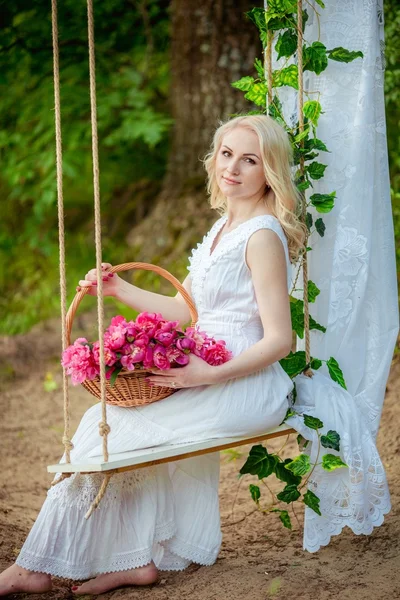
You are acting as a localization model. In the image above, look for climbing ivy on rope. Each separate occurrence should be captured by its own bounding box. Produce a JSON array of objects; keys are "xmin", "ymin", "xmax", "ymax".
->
[{"xmin": 231, "ymin": 0, "xmax": 363, "ymax": 530}]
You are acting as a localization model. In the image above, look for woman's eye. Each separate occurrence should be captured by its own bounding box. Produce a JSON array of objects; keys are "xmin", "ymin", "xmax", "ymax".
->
[{"xmin": 221, "ymin": 151, "xmax": 255, "ymax": 164}]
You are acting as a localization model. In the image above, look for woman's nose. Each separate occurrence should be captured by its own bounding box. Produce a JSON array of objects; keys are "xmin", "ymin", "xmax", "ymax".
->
[{"xmin": 227, "ymin": 159, "xmax": 240, "ymax": 175}]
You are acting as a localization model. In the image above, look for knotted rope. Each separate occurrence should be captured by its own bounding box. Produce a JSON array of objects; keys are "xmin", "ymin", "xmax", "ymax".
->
[{"xmin": 50, "ymin": 0, "xmax": 113, "ymax": 511}]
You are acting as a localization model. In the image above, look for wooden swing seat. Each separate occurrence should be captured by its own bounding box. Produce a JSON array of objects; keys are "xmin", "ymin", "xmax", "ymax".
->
[{"xmin": 47, "ymin": 425, "xmax": 296, "ymax": 475}]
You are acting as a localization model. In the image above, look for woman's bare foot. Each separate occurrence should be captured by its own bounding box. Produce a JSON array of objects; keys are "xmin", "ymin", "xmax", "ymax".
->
[
  {"xmin": 71, "ymin": 562, "xmax": 159, "ymax": 595},
  {"xmin": 0, "ymin": 563, "xmax": 52, "ymax": 596}
]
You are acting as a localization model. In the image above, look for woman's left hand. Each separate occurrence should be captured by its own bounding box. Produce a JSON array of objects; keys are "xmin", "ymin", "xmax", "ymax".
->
[{"xmin": 145, "ymin": 354, "xmax": 217, "ymax": 389}]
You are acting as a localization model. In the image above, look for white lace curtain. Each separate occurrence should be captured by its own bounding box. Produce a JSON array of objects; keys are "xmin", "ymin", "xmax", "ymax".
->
[{"xmin": 278, "ymin": 0, "xmax": 398, "ymax": 551}]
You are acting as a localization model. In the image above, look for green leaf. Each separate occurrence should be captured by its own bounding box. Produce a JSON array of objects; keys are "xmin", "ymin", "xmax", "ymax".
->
[
  {"xmin": 303, "ymin": 41, "xmax": 328, "ymax": 75},
  {"xmin": 309, "ymin": 315, "xmax": 327, "ymax": 334},
  {"xmin": 303, "ymin": 489, "xmax": 321, "ymax": 515},
  {"xmin": 296, "ymin": 434, "xmax": 309, "ymax": 451},
  {"xmin": 303, "ymin": 101, "xmax": 322, "ymax": 126},
  {"xmin": 294, "ymin": 126, "xmax": 310, "ymax": 143},
  {"xmin": 244, "ymin": 82, "xmax": 268, "ymax": 107},
  {"xmin": 271, "ymin": 508, "xmax": 292, "ymax": 529},
  {"xmin": 239, "ymin": 444, "xmax": 278, "ymax": 479},
  {"xmin": 249, "ymin": 484, "xmax": 261, "ymax": 503},
  {"xmin": 289, "ymin": 297, "xmax": 305, "ymax": 338},
  {"xmin": 303, "ymin": 414, "xmax": 324, "ymax": 430},
  {"xmin": 273, "ymin": 65, "xmax": 298, "ymax": 90},
  {"xmin": 254, "ymin": 58, "xmax": 265, "ymax": 79},
  {"xmin": 307, "ymin": 280, "xmax": 320, "ymax": 303},
  {"xmin": 109, "ymin": 365, "xmax": 123, "ymax": 387},
  {"xmin": 310, "ymin": 191, "xmax": 336, "ymax": 213},
  {"xmin": 310, "ymin": 357, "xmax": 322, "ymax": 370},
  {"xmin": 268, "ymin": 96, "xmax": 287, "ymax": 130},
  {"xmin": 306, "ymin": 212, "xmax": 313, "ymax": 230},
  {"xmin": 327, "ymin": 47, "xmax": 363, "ymax": 63},
  {"xmin": 285, "ymin": 454, "xmax": 311, "ymax": 477},
  {"xmin": 305, "ymin": 138, "xmax": 329, "ymax": 152},
  {"xmin": 322, "ymin": 454, "xmax": 348, "ymax": 471},
  {"xmin": 314, "ymin": 0, "xmax": 325, "ymax": 8},
  {"xmin": 321, "ymin": 430, "xmax": 341, "ymax": 452},
  {"xmin": 279, "ymin": 406, "xmax": 296, "ymax": 426},
  {"xmin": 279, "ymin": 350, "xmax": 307, "ymax": 378},
  {"xmin": 296, "ymin": 177, "xmax": 311, "ymax": 192},
  {"xmin": 245, "ymin": 8, "xmax": 268, "ymax": 46},
  {"xmin": 274, "ymin": 459, "xmax": 302, "ymax": 486},
  {"xmin": 231, "ymin": 76, "xmax": 255, "ymax": 92},
  {"xmin": 315, "ymin": 217, "xmax": 326, "ymax": 237},
  {"xmin": 307, "ymin": 161, "xmax": 327, "ymax": 180},
  {"xmin": 268, "ymin": 0, "xmax": 297, "ymax": 12},
  {"xmin": 277, "ymin": 483, "xmax": 301, "ymax": 504},
  {"xmin": 326, "ymin": 357, "xmax": 347, "ymax": 389},
  {"xmin": 275, "ymin": 30, "xmax": 297, "ymax": 60}
]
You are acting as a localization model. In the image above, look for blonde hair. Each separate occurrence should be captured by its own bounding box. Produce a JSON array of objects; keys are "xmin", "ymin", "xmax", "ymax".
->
[{"xmin": 201, "ymin": 114, "xmax": 307, "ymax": 263}]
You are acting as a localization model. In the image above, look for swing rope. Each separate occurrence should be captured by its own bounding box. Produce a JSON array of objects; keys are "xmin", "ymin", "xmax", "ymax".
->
[
  {"xmin": 296, "ymin": 0, "xmax": 313, "ymax": 377},
  {"xmin": 51, "ymin": 0, "xmax": 112, "ymax": 510},
  {"xmin": 86, "ymin": 0, "xmax": 111, "ymax": 463},
  {"xmin": 51, "ymin": 0, "xmax": 73, "ymax": 465}
]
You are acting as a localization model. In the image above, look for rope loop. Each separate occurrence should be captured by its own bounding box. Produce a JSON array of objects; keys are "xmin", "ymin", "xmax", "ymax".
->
[
  {"xmin": 62, "ymin": 436, "xmax": 74, "ymax": 452},
  {"xmin": 99, "ymin": 421, "xmax": 111, "ymax": 437}
]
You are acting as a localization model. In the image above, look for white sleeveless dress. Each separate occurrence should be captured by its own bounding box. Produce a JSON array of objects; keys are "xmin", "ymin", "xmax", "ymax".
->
[{"xmin": 16, "ymin": 214, "xmax": 294, "ymax": 579}]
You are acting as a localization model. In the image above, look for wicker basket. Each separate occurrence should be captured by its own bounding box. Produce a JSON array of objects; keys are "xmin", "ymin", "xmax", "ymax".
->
[{"xmin": 66, "ymin": 262, "xmax": 198, "ymax": 407}]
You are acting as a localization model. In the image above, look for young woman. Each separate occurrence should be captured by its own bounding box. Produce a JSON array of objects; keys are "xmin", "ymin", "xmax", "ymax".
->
[{"xmin": 0, "ymin": 114, "xmax": 306, "ymax": 596}]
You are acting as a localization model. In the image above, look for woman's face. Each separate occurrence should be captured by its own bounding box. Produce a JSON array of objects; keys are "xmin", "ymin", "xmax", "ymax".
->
[{"xmin": 215, "ymin": 126, "xmax": 267, "ymax": 201}]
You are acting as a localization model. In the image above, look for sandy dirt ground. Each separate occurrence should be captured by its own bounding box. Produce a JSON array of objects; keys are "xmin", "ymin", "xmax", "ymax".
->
[{"xmin": 1, "ymin": 317, "xmax": 399, "ymax": 599}]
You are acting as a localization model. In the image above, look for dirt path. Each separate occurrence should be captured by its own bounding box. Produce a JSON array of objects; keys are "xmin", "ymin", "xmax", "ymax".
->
[{"xmin": 1, "ymin": 319, "xmax": 399, "ymax": 599}]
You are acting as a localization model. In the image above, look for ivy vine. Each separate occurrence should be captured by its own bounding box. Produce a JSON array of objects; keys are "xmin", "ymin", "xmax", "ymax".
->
[{"xmin": 230, "ymin": 0, "xmax": 363, "ymax": 530}]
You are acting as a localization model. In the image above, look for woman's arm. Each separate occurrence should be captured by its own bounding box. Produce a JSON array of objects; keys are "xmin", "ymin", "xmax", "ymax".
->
[
  {"xmin": 78, "ymin": 263, "xmax": 193, "ymax": 326},
  {"xmin": 115, "ymin": 275, "xmax": 193, "ymax": 326},
  {"xmin": 146, "ymin": 228, "xmax": 293, "ymax": 389},
  {"xmin": 208, "ymin": 228, "xmax": 293, "ymax": 384}
]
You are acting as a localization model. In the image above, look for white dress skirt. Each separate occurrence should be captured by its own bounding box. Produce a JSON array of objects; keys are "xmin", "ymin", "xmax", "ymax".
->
[{"xmin": 16, "ymin": 215, "xmax": 294, "ymax": 578}]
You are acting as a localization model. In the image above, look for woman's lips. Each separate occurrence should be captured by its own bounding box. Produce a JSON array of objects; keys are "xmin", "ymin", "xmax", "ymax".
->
[{"xmin": 223, "ymin": 176, "xmax": 241, "ymax": 185}]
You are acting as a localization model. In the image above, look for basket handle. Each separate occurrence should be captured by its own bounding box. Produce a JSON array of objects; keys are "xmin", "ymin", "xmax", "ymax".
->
[{"xmin": 65, "ymin": 262, "xmax": 198, "ymax": 346}]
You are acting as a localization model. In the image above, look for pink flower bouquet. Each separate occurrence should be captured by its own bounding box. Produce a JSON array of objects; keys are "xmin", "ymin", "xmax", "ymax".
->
[{"xmin": 62, "ymin": 312, "xmax": 233, "ymax": 387}]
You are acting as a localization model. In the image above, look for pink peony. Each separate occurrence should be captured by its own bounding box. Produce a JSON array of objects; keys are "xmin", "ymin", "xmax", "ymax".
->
[
  {"xmin": 61, "ymin": 338, "xmax": 99, "ymax": 385},
  {"xmin": 176, "ymin": 336, "xmax": 196, "ymax": 353},
  {"xmin": 92, "ymin": 340, "xmax": 118, "ymax": 367},
  {"xmin": 143, "ymin": 345, "xmax": 155, "ymax": 369},
  {"xmin": 153, "ymin": 344, "xmax": 171, "ymax": 370},
  {"xmin": 166, "ymin": 345, "xmax": 190, "ymax": 366},
  {"xmin": 201, "ymin": 340, "xmax": 233, "ymax": 366},
  {"xmin": 135, "ymin": 312, "xmax": 164, "ymax": 337},
  {"xmin": 105, "ymin": 324, "xmax": 127, "ymax": 351}
]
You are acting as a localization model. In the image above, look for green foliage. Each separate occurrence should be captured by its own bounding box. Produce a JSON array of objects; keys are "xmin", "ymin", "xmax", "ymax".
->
[
  {"xmin": 307, "ymin": 280, "xmax": 320, "ymax": 303},
  {"xmin": 303, "ymin": 489, "xmax": 321, "ymax": 515},
  {"xmin": 249, "ymin": 483, "xmax": 261, "ymax": 504},
  {"xmin": 0, "ymin": 0, "xmax": 171, "ymax": 333},
  {"xmin": 284, "ymin": 454, "xmax": 311, "ymax": 477},
  {"xmin": 273, "ymin": 65, "xmax": 298, "ymax": 90},
  {"xmin": 276, "ymin": 483, "xmax": 301, "ymax": 503},
  {"xmin": 321, "ymin": 430, "xmax": 341, "ymax": 452},
  {"xmin": 303, "ymin": 415, "xmax": 324, "ymax": 430},
  {"xmin": 326, "ymin": 357, "xmax": 347, "ymax": 390},
  {"xmin": 322, "ymin": 454, "xmax": 348, "ymax": 471},
  {"xmin": 326, "ymin": 47, "xmax": 363, "ymax": 63},
  {"xmin": 303, "ymin": 100, "xmax": 322, "ymax": 127},
  {"xmin": 310, "ymin": 191, "xmax": 336, "ymax": 213},
  {"xmin": 275, "ymin": 30, "xmax": 297, "ymax": 60},
  {"xmin": 271, "ymin": 508, "xmax": 292, "ymax": 529},
  {"xmin": 303, "ymin": 42, "xmax": 328, "ymax": 75}
]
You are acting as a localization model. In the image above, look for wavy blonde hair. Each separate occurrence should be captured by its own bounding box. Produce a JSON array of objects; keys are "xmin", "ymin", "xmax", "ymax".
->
[{"xmin": 201, "ymin": 114, "xmax": 307, "ymax": 263}]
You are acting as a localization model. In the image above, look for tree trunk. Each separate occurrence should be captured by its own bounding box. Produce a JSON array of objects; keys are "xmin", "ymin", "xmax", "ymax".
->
[
  {"xmin": 163, "ymin": 0, "xmax": 263, "ymax": 197},
  {"xmin": 127, "ymin": 0, "xmax": 262, "ymax": 275}
]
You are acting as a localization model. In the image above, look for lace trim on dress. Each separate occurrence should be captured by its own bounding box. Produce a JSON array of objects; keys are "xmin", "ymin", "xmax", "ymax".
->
[
  {"xmin": 47, "ymin": 468, "xmax": 157, "ymax": 509},
  {"xmin": 16, "ymin": 520, "xmax": 177, "ymax": 579}
]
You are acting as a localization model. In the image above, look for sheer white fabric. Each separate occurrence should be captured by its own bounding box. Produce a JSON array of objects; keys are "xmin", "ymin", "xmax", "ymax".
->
[{"xmin": 279, "ymin": 0, "xmax": 398, "ymax": 552}]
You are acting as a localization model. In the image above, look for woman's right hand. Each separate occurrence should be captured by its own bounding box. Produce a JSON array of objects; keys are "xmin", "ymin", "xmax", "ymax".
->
[{"xmin": 76, "ymin": 262, "xmax": 122, "ymax": 297}]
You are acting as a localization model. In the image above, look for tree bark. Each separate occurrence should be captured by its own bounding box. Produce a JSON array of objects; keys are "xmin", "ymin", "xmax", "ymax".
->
[{"xmin": 162, "ymin": 0, "xmax": 263, "ymax": 197}]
